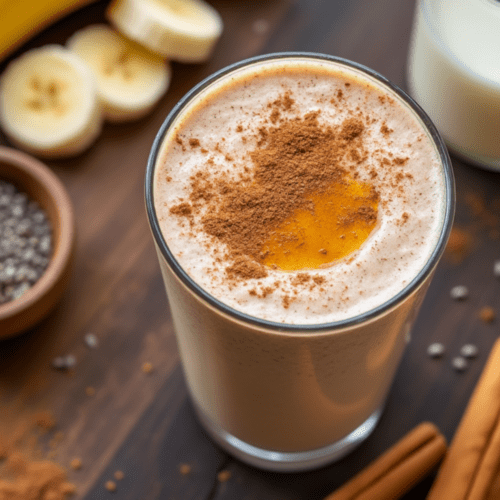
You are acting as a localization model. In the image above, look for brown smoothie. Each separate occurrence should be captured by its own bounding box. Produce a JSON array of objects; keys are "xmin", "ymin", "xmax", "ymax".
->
[{"xmin": 150, "ymin": 56, "xmax": 449, "ymax": 459}]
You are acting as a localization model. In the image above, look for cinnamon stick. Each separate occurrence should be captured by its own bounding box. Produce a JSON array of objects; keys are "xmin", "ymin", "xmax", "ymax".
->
[
  {"xmin": 467, "ymin": 417, "xmax": 500, "ymax": 499},
  {"xmin": 324, "ymin": 422, "xmax": 447, "ymax": 500},
  {"xmin": 427, "ymin": 338, "xmax": 500, "ymax": 500}
]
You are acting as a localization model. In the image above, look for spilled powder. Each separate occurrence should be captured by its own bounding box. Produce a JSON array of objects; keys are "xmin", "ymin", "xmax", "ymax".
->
[
  {"xmin": 445, "ymin": 226, "xmax": 472, "ymax": 264},
  {"xmin": 0, "ymin": 411, "xmax": 76, "ymax": 500}
]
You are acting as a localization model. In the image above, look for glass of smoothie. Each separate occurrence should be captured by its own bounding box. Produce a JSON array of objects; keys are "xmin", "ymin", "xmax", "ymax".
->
[{"xmin": 145, "ymin": 53, "xmax": 455, "ymax": 472}]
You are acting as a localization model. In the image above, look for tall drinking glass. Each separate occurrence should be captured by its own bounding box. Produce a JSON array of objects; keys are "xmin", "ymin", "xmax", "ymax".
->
[{"xmin": 146, "ymin": 53, "xmax": 454, "ymax": 472}]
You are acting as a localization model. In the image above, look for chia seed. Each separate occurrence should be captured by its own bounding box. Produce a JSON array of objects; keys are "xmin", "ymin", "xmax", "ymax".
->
[
  {"xmin": 64, "ymin": 354, "xmax": 77, "ymax": 368},
  {"xmin": 460, "ymin": 344, "xmax": 479, "ymax": 358},
  {"xmin": 450, "ymin": 285, "xmax": 469, "ymax": 301},
  {"xmin": 0, "ymin": 180, "xmax": 52, "ymax": 305},
  {"xmin": 494, "ymin": 260, "xmax": 500, "ymax": 279},
  {"xmin": 427, "ymin": 342, "xmax": 445, "ymax": 358},
  {"xmin": 451, "ymin": 356, "xmax": 468, "ymax": 372},
  {"xmin": 51, "ymin": 354, "xmax": 76, "ymax": 370},
  {"xmin": 51, "ymin": 356, "xmax": 68, "ymax": 370},
  {"xmin": 84, "ymin": 333, "xmax": 99, "ymax": 348}
]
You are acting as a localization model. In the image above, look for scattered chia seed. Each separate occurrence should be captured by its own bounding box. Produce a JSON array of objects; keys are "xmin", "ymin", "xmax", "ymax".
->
[
  {"xmin": 451, "ymin": 356, "xmax": 468, "ymax": 372},
  {"xmin": 427, "ymin": 342, "xmax": 445, "ymax": 358},
  {"xmin": 0, "ymin": 180, "xmax": 52, "ymax": 304},
  {"xmin": 64, "ymin": 354, "xmax": 76, "ymax": 368},
  {"xmin": 84, "ymin": 333, "xmax": 99, "ymax": 348},
  {"xmin": 460, "ymin": 344, "xmax": 479, "ymax": 358},
  {"xmin": 51, "ymin": 354, "xmax": 76, "ymax": 370},
  {"xmin": 494, "ymin": 260, "xmax": 500, "ymax": 279},
  {"xmin": 450, "ymin": 285, "xmax": 469, "ymax": 301},
  {"xmin": 51, "ymin": 357, "xmax": 68, "ymax": 370}
]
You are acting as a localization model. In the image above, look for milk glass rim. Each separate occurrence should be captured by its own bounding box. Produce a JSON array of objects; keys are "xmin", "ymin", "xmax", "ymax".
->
[{"xmin": 145, "ymin": 52, "xmax": 455, "ymax": 333}]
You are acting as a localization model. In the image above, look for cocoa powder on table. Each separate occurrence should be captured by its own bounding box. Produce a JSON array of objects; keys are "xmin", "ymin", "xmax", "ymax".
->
[{"xmin": 0, "ymin": 411, "xmax": 76, "ymax": 500}]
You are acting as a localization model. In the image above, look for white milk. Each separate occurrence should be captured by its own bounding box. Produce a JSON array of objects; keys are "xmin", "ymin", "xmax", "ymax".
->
[{"xmin": 407, "ymin": 0, "xmax": 500, "ymax": 170}]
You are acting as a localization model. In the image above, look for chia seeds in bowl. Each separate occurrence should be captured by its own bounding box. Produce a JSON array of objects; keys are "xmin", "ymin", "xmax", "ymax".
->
[
  {"xmin": 0, "ymin": 146, "xmax": 75, "ymax": 339},
  {"xmin": 0, "ymin": 180, "xmax": 53, "ymax": 304}
]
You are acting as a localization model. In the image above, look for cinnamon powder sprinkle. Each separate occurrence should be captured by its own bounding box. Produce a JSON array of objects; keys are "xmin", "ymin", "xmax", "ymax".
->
[
  {"xmin": 141, "ymin": 362, "xmax": 154, "ymax": 374},
  {"xmin": 170, "ymin": 100, "xmax": 384, "ymax": 283},
  {"xmin": 0, "ymin": 411, "xmax": 76, "ymax": 500},
  {"xmin": 34, "ymin": 411, "xmax": 56, "ymax": 432},
  {"xmin": 70, "ymin": 458, "xmax": 82, "ymax": 470},
  {"xmin": 380, "ymin": 123, "xmax": 393, "ymax": 135},
  {"xmin": 105, "ymin": 480, "xmax": 117, "ymax": 492},
  {"xmin": 217, "ymin": 470, "xmax": 232, "ymax": 482},
  {"xmin": 114, "ymin": 470, "xmax": 125, "ymax": 481},
  {"xmin": 179, "ymin": 463, "xmax": 192, "ymax": 475},
  {"xmin": 479, "ymin": 306, "xmax": 495, "ymax": 323},
  {"xmin": 445, "ymin": 226, "xmax": 472, "ymax": 263},
  {"xmin": 170, "ymin": 202, "xmax": 192, "ymax": 218}
]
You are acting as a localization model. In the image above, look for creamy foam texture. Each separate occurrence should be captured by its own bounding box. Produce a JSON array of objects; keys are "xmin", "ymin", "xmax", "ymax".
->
[{"xmin": 154, "ymin": 58, "xmax": 446, "ymax": 324}]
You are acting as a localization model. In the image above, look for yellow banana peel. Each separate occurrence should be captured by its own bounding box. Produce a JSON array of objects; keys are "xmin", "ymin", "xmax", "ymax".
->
[{"xmin": 0, "ymin": 0, "xmax": 99, "ymax": 62}]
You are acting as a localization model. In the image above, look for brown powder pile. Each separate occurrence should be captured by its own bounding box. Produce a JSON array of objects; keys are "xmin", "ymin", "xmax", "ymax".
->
[
  {"xmin": 171, "ymin": 96, "xmax": 380, "ymax": 282},
  {"xmin": 0, "ymin": 411, "xmax": 76, "ymax": 500},
  {"xmin": 0, "ymin": 454, "xmax": 76, "ymax": 499}
]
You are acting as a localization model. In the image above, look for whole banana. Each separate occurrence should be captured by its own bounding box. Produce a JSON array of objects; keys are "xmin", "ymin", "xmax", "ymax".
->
[{"xmin": 0, "ymin": 0, "xmax": 98, "ymax": 62}]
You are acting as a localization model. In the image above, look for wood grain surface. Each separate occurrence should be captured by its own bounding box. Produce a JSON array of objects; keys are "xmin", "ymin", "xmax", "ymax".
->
[{"xmin": 1, "ymin": 0, "xmax": 499, "ymax": 499}]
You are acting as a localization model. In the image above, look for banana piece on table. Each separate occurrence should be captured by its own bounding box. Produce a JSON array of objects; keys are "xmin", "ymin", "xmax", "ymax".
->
[
  {"xmin": 67, "ymin": 24, "xmax": 171, "ymax": 123},
  {"xmin": 0, "ymin": 45, "xmax": 102, "ymax": 158},
  {"xmin": 106, "ymin": 0, "xmax": 223, "ymax": 63}
]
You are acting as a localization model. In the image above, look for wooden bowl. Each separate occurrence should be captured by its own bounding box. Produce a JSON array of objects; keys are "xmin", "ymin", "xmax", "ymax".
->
[{"xmin": 0, "ymin": 147, "xmax": 75, "ymax": 338}]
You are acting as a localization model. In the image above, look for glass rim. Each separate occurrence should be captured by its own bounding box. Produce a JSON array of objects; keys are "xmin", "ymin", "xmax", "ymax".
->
[{"xmin": 145, "ymin": 51, "xmax": 455, "ymax": 333}]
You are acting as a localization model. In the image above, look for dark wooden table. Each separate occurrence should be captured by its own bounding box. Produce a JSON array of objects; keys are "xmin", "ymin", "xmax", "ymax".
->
[{"xmin": 1, "ymin": 0, "xmax": 499, "ymax": 498}]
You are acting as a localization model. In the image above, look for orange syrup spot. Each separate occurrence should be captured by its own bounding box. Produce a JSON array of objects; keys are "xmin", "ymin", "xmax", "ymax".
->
[{"xmin": 262, "ymin": 179, "xmax": 378, "ymax": 271}]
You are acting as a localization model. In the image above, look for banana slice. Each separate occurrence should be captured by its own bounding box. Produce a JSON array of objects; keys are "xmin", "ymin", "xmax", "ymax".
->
[
  {"xmin": 0, "ymin": 45, "xmax": 102, "ymax": 158},
  {"xmin": 67, "ymin": 25, "xmax": 171, "ymax": 123},
  {"xmin": 106, "ymin": 0, "xmax": 223, "ymax": 63}
]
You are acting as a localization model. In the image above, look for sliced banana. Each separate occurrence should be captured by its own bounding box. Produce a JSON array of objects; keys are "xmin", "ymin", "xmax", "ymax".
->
[
  {"xmin": 67, "ymin": 24, "xmax": 171, "ymax": 123},
  {"xmin": 106, "ymin": 0, "xmax": 223, "ymax": 63},
  {"xmin": 0, "ymin": 45, "xmax": 102, "ymax": 158}
]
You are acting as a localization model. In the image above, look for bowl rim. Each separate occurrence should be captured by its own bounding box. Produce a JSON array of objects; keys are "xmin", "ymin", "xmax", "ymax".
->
[{"xmin": 0, "ymin": 146, "xmax": 75, "ymax": 330}]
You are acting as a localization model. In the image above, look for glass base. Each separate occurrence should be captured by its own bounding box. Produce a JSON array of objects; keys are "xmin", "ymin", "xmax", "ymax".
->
[{"xmin": 193, "ymin": 403, "xmax": 383, "ymax": 472}]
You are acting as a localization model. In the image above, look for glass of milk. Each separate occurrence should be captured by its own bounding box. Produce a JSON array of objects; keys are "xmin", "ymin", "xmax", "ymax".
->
[{"xmin": 407, "ymin": 0, "xmax": 500, "ymax": 170}]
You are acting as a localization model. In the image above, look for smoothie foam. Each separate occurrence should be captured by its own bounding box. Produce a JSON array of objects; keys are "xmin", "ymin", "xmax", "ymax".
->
[{"xmin": 153, "ymin": 58, "xmax": 446, "ymax": 325}]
